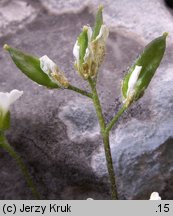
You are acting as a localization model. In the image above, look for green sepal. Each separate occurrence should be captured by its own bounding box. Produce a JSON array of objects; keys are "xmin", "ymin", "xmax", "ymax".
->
[
  {"xmin": 92, "ymin": 5, "xmax": 103, "ymax": 40},
  {"xmin": 3, "ymin": 45, "xmax": 59, "ymax": 88},
  {"xmin": 122, "ymin": 32, "xmax": 167, "ymax": 103},
  {"xmin": 122, "ymin": 72, "xmax": 131, "ymax": 100},
  {"xmin": 78, "ymin": 27, "xmax": 89, "ymax": 65},
  {"xmin": 0, "ymin": 111, "xmax": 10, "ymax": 131}
]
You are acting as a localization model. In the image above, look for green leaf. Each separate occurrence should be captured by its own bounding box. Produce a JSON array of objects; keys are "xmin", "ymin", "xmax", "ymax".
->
[
  {"xmin": 3, "ymin": 44, "xmax": 59, "ymax": 88},
  {"xmin": 92, "ymin": 5, "xmax": 103, "ymax": 40}
]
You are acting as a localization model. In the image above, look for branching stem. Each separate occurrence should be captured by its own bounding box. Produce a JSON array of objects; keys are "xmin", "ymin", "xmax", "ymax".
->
[
  {"xmin": 67, "ymin": 84, "xmax": 92, "ymax": 98},
  {"xmin": 106, "ymin": 105, "xmax": 127, "ymax": 133},
  {"xmin": 63, "ymin": 78, "xmax": 127, "ymax": 199},
  {"xmin": 88, "ymin": 77, "xmax": 118, "ymax": 199}
]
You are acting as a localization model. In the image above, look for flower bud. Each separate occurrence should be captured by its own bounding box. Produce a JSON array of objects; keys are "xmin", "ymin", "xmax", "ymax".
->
[
  {"xmin": 73, "ymin": 26, "xmax": 92, "ymax": 79},
  {"xmin": 73, "ymin": 5, "xmax": 109, "ymax": 79},
  {"xmin": 39, "ymin": 55, "xmax": 69, "ymax": 88},
  {"xmin": 3, "ymin": 45, "xmax": 59, "ymax": 88},
  {"xmin": 122, "ymin": 33, "xmax": 167, "ymax": 107}
]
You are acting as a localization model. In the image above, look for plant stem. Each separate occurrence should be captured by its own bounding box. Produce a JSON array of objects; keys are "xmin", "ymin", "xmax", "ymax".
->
[
  {"xmin": 106, "ymin": 105, "xmax": 127, "ymax": 133},
  {"xmin": 0, "ymin": 132, "xmax": 40, "ymax": 199},
  {"xmin": 67, "ymin": 84, "xmax": 93, "ymax": 98},
  {"xmin": 102, "ymin": 132, "xmax": 118, "ymax": 200},
  {"xmin": 88, "ymin": 78, "xmax": 105, "ymax": 133},
  {"xmin": 88, "ymin": 77, "xmax": 118, "ymax": 199}
]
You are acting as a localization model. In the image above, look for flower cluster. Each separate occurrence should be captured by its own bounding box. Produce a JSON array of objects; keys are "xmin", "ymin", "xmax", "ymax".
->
[{"xmin": 73, "ymin": 6, "xmax": 109, "ymax": 79}]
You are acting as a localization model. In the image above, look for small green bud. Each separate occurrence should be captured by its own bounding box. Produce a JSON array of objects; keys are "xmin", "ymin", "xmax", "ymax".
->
[
  {"xmin": 122, "ymin": 33, "xmax": 167, "ymax": 107},
  {"xmin": 3, "ymin": 45, "xmax": 59, "ymax": 88}
]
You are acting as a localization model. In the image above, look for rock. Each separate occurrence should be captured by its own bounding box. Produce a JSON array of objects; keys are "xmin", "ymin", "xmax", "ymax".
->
[
  {"xmin": 58, "ymin": 98, "xmax": 99, "ymax": 142},
  {"xmin": 40, "ymin": 0, "xmax": 89, "ymax": 14},
  {"xmin": 92, "ymin": 0, "xmax": 173, "ymax": 41},
  {"xmin": 0, "ymin": 0, "xmax": 173, "ymax": 200},
  {"xmin": 0, "ymin": 0, "xmax": 37, "ymax": 37}
]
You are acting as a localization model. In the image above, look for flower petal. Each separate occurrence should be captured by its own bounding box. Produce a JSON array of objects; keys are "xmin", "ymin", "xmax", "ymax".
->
[
  {"xmin": 149, "ymin": 192, "xmax": 161, "ymax": 200},
  {"xmin": 0, "ymin": 89, "xmax": 23, "ymax": 115},
  {"xmin": 127, "ymin": 65, "xmax": 142, "ymax": 97},
  {"xmin": 0, "ymin": 92, "xmax": 10, "ymax": 113},
  {"xmin": 73, "ymin": 41, "xmax": 80, "ymax": 67},
  {"xmin": 8, "ymin": 89, "xmax": 23, "ymax": 106},
  {"xmin": 39, "ymin": 55, "xmax": 69, "ymax": 88},
  {"xmin": 40, "ymin": 55, "xmax": 58, "ymax": 76},
  {"xmin": 87, "ymin": 27, "xmax": 93, "ymax": 42},
  {"xmin": 95, "ymin": 25, "xmax": 109, "ymax": 42}
]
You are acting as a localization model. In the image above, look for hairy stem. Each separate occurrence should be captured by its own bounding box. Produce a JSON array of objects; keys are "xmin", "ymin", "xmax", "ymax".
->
[
  {"xmin": 88, "ymin": 78, "xmax": 105, "ymax": 132},
  {"xmin": 0, "ymin": 132, "xmax": 40, "ymax": 199},
  {"xmin": 88, "ymin": 77, "xmax": 118, "ymax": 199},
  {"xmin": 67, "ymin": 84, "xmax": 92, "ymax": 98},
  {"xmin": 102, "ymin": 133, "xmax": 118, "ymax": 199},
  {"xmin": 106, "ymin": 105, "xmax": 127, "ymax": 133}
]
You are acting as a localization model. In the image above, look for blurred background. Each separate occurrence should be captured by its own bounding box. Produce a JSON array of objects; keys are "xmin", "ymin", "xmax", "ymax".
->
[{"xmin": 0, "ymin": 0, "xmax": 173, "ymax": 200}]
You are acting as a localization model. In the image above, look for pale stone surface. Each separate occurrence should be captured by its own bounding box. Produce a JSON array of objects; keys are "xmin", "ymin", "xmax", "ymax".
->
[
  {"xmin": 0, "ymin": 0, "xmax": 173, "ymax": 200},
  {"xmin": 58, "ymin": 98, "xmax": 100, "ymax": 142},
  {"xmin": 0, "ymin": 0, "xmax": 37, "ymax": 37},
  {"xmin": 41, "ymin": 0, "xmax": 89, "ymax": 14},
  {"xmin": 40, "ymin": 0, "xmax": 173, "ymax": 41}
]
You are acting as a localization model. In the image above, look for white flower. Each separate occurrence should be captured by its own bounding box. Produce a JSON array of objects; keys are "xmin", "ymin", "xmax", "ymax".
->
[
  {"xmin": 73, "ymin": 24, "xmax": 109, "ymax": 79},
  {"xmin": 123, "ymin": 65, "xmax": 142, "ymax": 104},
  {"xmin": 73, "ymin": 41, "xmax": 80, "ymax": 69},
  {"xmin": 149, "ymin": 192, "xmax": 161, "ymax": 200},
  {"xmin": 127, "ymin": 65, "xmax": 142, "ymax": 97},
  {"xmin": 73, "ymin": 26, "xmax": 93, "ymax": 70},
  {"xmin": 40, "ymin": 55, "xmax": 58, "ymax": 77},
  {"xmin": 39, "ymin": 55, "xmax": 69, "ymax": 88},
  {"xmin": 0, "ymin": 89, "xmax": 23, "ymax": 117},
  {"xmin": 95, "ymin": 25, "xmax": 109, "ymax": 42}
]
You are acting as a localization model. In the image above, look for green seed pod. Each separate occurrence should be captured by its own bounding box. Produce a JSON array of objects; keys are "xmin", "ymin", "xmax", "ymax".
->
[
  {"xmin": 122, "ymin": 32, "xmax": 167, "ymax": 107},
  {"xmin": 3, "ymin": 44, "xmax": 59, "ymax": 88}
]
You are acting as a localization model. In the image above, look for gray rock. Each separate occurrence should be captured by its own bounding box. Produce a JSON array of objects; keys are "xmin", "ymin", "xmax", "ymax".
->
[
  {"xmin": 40, "ymin": 0, "xmax": 89, "ymax": 14},
  {"xmin": 0, "ymin": 0, "xmax": 173, "ymax": 200},
  {"xmin": 0, "ymin": 0, "xmax": 37, "ymax": 37},
  {"xmin": 58, "ymin": 98, "xmax": 99, "ymax": 142}
]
